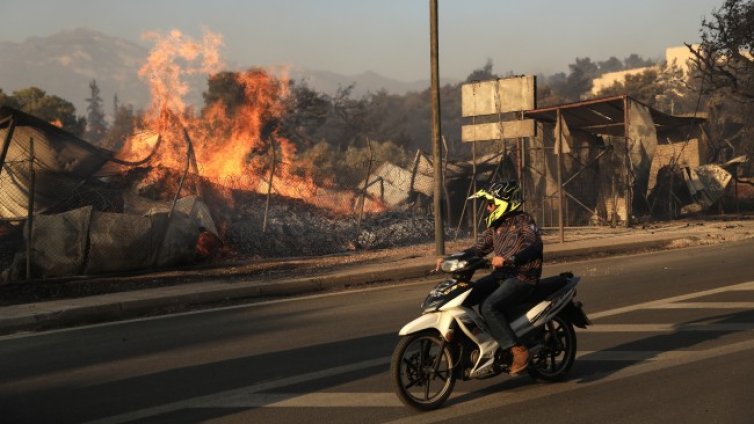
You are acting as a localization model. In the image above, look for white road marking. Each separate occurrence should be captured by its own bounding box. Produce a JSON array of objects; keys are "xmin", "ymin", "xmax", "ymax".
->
[
  {"xmin": 645, "ymin": 302, "xmax": 754, "ymax": 309},
  {"xmin": 77, "ymin": 280, "xmax": 754, "ymax": 422},
  {"xmin": 588, "ymin": 280, "xmax": 754, "ymax": 320},
  {"xmin": 154, "ymin": 343, "xmax": 754, "ymax": 410},
  {"xmin": 85, "ymin": 342, "xmax": 754, "ymax": 411},
  {"xmin": 384, "ymin": 338, "xmax": 754, "ymax": 424},
  {"xmin": 202, "ymin": 392, "xmax": 405, "ymax": 408},
  {"xmin": 81, "ymin": 357, "xmax": 390, "ymax": 424},
  {"xmin": 575, "ymin": 350, "xmax": 695, "ymax": 361},
  {"xmin": 82, "ymin": 341, "xmax": 754, "ymax": 419},
  {"xmin": 582, "ymin": 323, "xmax": 754, "ymax": 332}
]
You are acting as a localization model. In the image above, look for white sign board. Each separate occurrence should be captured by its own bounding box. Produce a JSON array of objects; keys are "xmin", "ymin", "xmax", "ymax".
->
[
  {"xmin": 461, "ymin": 76, "xmax": 536, "ymax": 117},
  {"xmin": 461, "ymin": 120, "xmax": 536, "ymax": 142}
]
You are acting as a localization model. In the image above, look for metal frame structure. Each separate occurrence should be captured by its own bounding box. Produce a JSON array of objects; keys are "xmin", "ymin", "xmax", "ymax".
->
[{"xmin": 519, "ymin": 95, "xmax": 706, "ymax": 237}]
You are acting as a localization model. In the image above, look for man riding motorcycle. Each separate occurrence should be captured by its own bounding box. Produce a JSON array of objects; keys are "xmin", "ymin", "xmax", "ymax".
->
[{"xmin": 437, "ymin": 180, "xmax": 543, "ymax": 375}]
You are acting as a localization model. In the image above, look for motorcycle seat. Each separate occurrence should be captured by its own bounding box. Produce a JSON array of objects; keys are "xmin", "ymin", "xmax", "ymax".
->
[
  {"xmin": 530, "ymin": 272, "xmax": 572, "ymax": 301},
  {"xmin": 505, "ymin": 272, "xmax": 573, "ymax": 318}
]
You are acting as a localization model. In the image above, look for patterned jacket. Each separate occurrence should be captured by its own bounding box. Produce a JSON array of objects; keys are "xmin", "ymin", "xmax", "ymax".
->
[{"xmin": 466, "ymin": 211, "xmax": 543, "ymax": 284}]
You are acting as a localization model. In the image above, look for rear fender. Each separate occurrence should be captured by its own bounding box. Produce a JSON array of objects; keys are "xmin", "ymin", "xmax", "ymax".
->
[{"xmin": 557, "ymin": 300, "xmax": 592, "ymax": 329}]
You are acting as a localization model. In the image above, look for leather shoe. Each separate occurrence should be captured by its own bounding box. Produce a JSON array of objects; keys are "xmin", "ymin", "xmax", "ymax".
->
[{"xmin": 509, "ymin": 345, "xmax": 529, "ymax": 375}]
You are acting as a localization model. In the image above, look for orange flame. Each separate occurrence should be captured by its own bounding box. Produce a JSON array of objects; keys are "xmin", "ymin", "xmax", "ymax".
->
[
  {"xmin": 120, "ymin": 28, "xmax": 386, "ymax": 216},
  {"xmin": 139, "ymin": 28, "xmax": 223, "ymax": 121}
]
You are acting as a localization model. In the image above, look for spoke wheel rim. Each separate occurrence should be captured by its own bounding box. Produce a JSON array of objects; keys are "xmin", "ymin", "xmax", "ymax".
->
[
  {"xmin": 398, "ymin": 335, "xmax": 453, "ymax": 404},
  {"xmin": 532, "ymin": 318, "xmax": 572, "ymax": 377}
]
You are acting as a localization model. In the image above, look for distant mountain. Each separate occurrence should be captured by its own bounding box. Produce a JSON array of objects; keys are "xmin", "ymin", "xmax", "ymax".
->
[
  {"xmin": 289, "ymin": 68, "xmax": 458, "ymax": 97},
  {"xmin": 0, "ymin": 29, "xmax": 458, "ymax": 118},
  {"xmin": 0, "ymin": 28, "xmax": 151, "ymax": 117}
]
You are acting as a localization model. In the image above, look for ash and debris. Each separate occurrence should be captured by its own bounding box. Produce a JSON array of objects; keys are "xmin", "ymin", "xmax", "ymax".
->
[
  {"xmin": 223, "ymin": 193, "xmax": 436, "ymax": 257},
  {"xmin": 106, "ymin": 167, "xmax": 440, "ymax": 258},
  {"xmin": 4, "ymin": 166, "xmax": 754, "ymax": 280}
]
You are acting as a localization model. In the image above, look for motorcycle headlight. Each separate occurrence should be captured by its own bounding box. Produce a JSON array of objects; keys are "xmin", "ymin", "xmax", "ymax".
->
[{"xmin": 441, "ymin": 259, "xmax": 468, "ymax": 273}]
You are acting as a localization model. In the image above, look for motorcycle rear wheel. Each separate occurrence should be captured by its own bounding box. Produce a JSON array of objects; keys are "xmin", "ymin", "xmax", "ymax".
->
[
  {"xmin": 528, "ymin": 315, "xmax": 577, "ymax": 381},
  {"xmin": 391, "ymin": 331, "xmax": 456, "ymax": 410}
]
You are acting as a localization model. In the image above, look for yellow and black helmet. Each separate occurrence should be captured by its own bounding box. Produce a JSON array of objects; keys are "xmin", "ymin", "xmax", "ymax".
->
[{"xmin": 468, "ymin": 180, "xmax": 522, "ymax": 227}]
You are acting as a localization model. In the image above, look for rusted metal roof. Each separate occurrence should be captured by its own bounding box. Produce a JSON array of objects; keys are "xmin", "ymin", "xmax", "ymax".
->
[
  {"xmin": 523, "ymin": 95, "xmax": 705, "ymax": 136},
  {"xmin": 0, "ymin": 107, "xmax": 116, "ymax": 220}
]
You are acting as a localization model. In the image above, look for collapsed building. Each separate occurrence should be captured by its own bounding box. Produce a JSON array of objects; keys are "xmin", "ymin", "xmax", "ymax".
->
[
  {"xmin": 0, "ymin": 107, "xmax": 218, "ymax": 280},
  {"xmin": 521, "ymin": 95, "xmax": 712, "ymax": 226},
  {"xmin": 519, "ymin": 95, "xmax": 752, "ymax": 226},
  {"xmin": 361, "ymin": 149, "xmax": 508, "ymax": 224},
  {"xmin": 363, "ymin": 94, "xmax": 746, "ymax": 232}
]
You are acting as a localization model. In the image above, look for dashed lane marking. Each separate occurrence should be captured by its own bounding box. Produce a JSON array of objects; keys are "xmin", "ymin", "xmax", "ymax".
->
[
  {"xmin": 645, "ymin": 302, "xmax": 754, "ymax": 309},
  {"xmin": 82, "ymin": 357, "xmax": 391, "ymax": 424},
  {"xmin": 199, "ymin": 392, "xmax": 405, "ymax": 408},
  {"xmin": 588, "ymin": 280, "xmax": 754, "ymax": 320},
  {"xmin": 82, "ymin": 280, "xmax": 754, "ymax": 422},
  {"xmin": 383, "ymin": 338, "xmax": 754, "ymax": 424},
  {"xmin": 581, "ymin": 323, "xmax": 754, "ymax": 332}
]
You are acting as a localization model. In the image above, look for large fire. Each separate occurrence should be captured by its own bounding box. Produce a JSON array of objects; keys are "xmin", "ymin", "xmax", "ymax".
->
[{"xmin": 117, "ymin": 29, "xmax": 385, "ymax": 216}]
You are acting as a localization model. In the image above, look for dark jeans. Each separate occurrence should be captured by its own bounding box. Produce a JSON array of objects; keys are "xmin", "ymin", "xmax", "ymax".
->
[{"xmin": 478, "ymin": 275, "xmax": 534, "ymax": 350}]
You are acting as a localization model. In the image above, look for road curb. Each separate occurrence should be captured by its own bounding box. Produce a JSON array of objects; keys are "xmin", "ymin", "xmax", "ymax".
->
[
  {"xmin": 545, "ymin": 238, "xmax": 674, "ymax": 261},
  {"xmin": 0, "ymin": 236, "xmax": 692, "ymax": 335}
]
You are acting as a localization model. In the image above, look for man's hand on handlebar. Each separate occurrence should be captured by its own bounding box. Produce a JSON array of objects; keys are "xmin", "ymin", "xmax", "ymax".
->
[
  {"xmin": 491, "ymin": 255, "xmax": 505, "ymax": 269},
  {"xmin": 434, "ymin": 257, "xmax": 443, "ymax": 272}
]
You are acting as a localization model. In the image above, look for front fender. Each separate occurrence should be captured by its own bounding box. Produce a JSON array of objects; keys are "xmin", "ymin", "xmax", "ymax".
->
[{"xmin": 398, "ymin": 312, "xmax": 455, "ymax": 336}]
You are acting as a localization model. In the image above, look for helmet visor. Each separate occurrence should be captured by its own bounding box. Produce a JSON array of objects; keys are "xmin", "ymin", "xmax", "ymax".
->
[
  {"xmin": 485, "ymin": 199, "xmax": 509, "ymax": 226},
  {"xmin": 467, "ymin": 189, "xmax": 494, "ymax": 201}
]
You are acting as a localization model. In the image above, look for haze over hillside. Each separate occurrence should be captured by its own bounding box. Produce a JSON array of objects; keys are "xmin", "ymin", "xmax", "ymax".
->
[
  {"xmin": 0, "ymin": 29, "xmax": 150, "ymax": 116},
  {"xmin": 0, "ymin": 29, "xmax": 453, "ymax": 118}
]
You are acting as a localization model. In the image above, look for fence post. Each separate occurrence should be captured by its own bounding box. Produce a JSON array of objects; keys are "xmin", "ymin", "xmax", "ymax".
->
[
  {"xmin": 152, "ymin": 109, "xmax": 191, "ymax": 267},
  {"xmin": 472, "ymin": 140, "xmax": 478, "ymax": 240},
  {"xmin": 611, "ymin": 162, "xmax": 618, "ymax": 227},
  {"xmin": 518, "ymin": 111, "xmax": 525, "ymax": 194},
  {"xmin": 165, "ymin": 111, "xmax": 192, "ymax": 219},
  {"xmin": 441, "ymin": 135, "xmax": 451, "ymax": 229},
  {"xmin": 0, "ymin": 117, "xmax": 16, "ymax": 179},
  {"xmin": 358, "ymin": 138, "xmax": 374, "ymax": 227},
  {"xmin": 542, "ymin": 134, "xmax": 547, "ymax": 227},
  {"xmin": 181, "ymin": 125, "xmax": 204, "ymax": 200},
  {"xmin": 735, "ymin": 174, "xmax": 740, "ymax": 213},
  {"xmin": 262, "ymin": 143, "xmax": 277, "ymax": 233},
  {"xmin": 623, "ymin": 96, "xmax": 632, "ymax": 227},
  {"xmin": 26, "ymin": 137, "xmax": 35, "ymax": 281}
]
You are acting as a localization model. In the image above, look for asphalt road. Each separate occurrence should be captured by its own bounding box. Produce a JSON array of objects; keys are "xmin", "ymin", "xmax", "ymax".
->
[{"xmin": 1, "ymin": 239, "xmax": 753, "ymax": 423}]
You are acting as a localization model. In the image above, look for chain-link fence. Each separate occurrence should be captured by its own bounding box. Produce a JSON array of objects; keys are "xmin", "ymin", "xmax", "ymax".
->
[{"xmin": 0, "ymin": 112, "xmax": 133, "ymax": 281}]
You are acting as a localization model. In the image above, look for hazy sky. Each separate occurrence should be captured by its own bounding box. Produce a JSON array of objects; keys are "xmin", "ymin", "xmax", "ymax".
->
[{"xmin": 0, "ymin": 0, "xmax": 723, "ymax": 81}]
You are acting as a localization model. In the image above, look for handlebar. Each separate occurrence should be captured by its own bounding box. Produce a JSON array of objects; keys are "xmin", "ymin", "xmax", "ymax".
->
[{"xmin": 425, "ymin": 268, "xmax": 439, "ymax": 277}]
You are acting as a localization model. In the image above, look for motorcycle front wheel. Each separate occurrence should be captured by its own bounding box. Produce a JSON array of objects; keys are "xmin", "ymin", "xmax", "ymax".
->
[
  {"xmin": 390, "ymin": 331, "xmax": 456, "ymax": 410},
  {"xmin": 528, "ymin": 315, "xmax": 577, "ymax": 381}
]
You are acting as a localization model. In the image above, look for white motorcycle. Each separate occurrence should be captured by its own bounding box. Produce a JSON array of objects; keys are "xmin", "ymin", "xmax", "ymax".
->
[{"xmin": 390, "ymin": 251, "xmax": 591, "ymax": 410}]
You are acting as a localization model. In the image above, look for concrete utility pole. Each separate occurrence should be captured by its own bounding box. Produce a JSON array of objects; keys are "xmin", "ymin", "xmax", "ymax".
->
[{"xmin": 430, "ymin": 0, "xmax": 445, "ymax": 255}]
